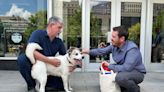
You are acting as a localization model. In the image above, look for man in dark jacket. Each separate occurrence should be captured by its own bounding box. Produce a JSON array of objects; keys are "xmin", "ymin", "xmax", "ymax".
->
[{"xmin": 17, "ymin": 16, "xmax": 69, "ymax": 92}]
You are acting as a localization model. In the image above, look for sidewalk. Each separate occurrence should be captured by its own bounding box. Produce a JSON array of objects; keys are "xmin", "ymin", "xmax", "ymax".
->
[{"xmin": 0, "ymin": 70, "xmax": 164, "ymax": 92}]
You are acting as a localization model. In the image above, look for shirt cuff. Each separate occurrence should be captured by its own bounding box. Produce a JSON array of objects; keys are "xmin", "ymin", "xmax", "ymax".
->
[{"xmin": 108, "ymin": 64, "xmax": 114, "ymax": 70}]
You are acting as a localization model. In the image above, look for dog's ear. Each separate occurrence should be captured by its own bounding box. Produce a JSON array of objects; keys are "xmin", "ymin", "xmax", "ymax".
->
[
  {"xmin": 69, "ymin": 46, "xmax": 77, "ymax": 50},
  {"xmin": 68, "ymin": 46, "xmax": 76, "ymax": 56},
  {"xmin": 79, "ymin": 48, "xmax": 82, "ymax": 51}
]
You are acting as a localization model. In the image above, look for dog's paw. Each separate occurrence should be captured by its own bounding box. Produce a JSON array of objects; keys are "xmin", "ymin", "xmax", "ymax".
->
[
  {"xmin": 65, "ymin": 90, "xmax": 72, "ymax": 92},
  {"xmin": 69, "ymin": 87, "xmax": 73, "ymax": 91}
]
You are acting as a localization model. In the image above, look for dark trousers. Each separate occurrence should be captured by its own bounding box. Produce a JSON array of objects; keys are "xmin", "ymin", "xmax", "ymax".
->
[
  {"xmin": 17, "ymin": 53, "xmax": 64, "ymax": 90},
  {"xmin": 115, "ymin": 70, "xmax": 144, "ymax": 92},
  {"xmin": 152, "ymin": 45, "xmax": 164, "ymax": 63}
]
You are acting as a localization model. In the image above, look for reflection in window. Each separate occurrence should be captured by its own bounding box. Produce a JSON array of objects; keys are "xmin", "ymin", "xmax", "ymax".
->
[
  {"xmin": 151, "ymin": 3, "xmax": 164, "ymax": 63},
  {"xmin": 121, "ymin": 2, "xmax": 142, "ymax": 47},
  {"xmin": 62, "ymin": 0, "xmax": 81, "ymax": 49},
  {"xmin": 0, "ymin": 0, "xmax": 47, "ymax": 57},
  {"xmin": 90, "ymin": 1, "xmax": 111, "ymax": 63}
]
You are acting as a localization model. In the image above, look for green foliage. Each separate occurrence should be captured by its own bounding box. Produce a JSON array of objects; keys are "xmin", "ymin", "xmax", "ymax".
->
[
  {"xmin": 68, "ymin": 8, "xmax": 81, "ymax": 36},
  {"xmin": 67, "ymin": 7, "xmax": 101, "ymax": 46},
  {"xmin": 90, "ymin": 13, "xmax": 102, "ymax": 36},
  {"xmin": 67, "ymin": 8, "xmax": 82, "ymax": 46},
  {"xmin": 0, "ymin": 20, "xmax": 4, "ymax": 34},
  {"xmin": 153, "ymin": 10, "xmax": 164, "ymax": 37},
  {"xmin": 128, "ymin": 23, "xmax": 140, "ymax": 46},
  {"xmin": 24, "ymin": 10, "xmax": 47, "ymax": 42},
  {"xmin": 128, "ymin": 10, "xmax": 164, "ymax": 46},
  {"xmin": 0, "ymin": 20, "xmax": 4, "ymax": 52},
  {"xmin": 153, "ymin": 10, "xmax": 164, "ymax": 30}
]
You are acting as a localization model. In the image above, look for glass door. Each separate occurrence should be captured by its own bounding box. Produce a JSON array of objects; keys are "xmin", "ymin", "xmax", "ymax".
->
[
  {"xmin": 62, "ymin": 1, "xmax": 82, "ymax": 49},
  {"xmin": 119, "ymin": 0, "xmax": 147, "ymax": 61},
  {"xmin": 145, "ymin": 0, "xmax": 164, "ymax": 72},
  {"xmin": 121, "ymin": 2, "xmax": 142, "ymax": 47},
  {"xmin": 151, "ymin": 3, "xmax": 164, "ymax": 63},
  {"xmin": 82, "ymin": 0, "xmax": 112, "ymax": 71},
  {"xmin": 90, "ymin": 1, "xmax": 111, "ymax": 63}
]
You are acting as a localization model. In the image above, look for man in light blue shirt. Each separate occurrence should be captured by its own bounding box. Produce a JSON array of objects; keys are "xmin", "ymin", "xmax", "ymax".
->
[{"xmin": 82, "ymin": 26, "xmax": 146, "ymax": 92}]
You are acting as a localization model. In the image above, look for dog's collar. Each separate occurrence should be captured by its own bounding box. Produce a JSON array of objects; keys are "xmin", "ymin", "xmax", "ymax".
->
[{"xmin": 66, "ymin": 56, "xmax": 73, "ymax": 65}]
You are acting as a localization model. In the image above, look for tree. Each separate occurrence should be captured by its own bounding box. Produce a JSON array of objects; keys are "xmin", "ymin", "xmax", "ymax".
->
[
  {"xmin": 66, "ymin": 7, "xmax": 101, "ymax": 47},
  {"xmin": 24, "ymin": 10, "xmax": 47, "ymax": 42},
  {"xmin": 153, "ymin": 10, "xmax": 164, "ymax": 31},
  {"xmin": 0, "ymin": 20, "xmax": 4, "ymax": 34},
  {"xmin": 128, "ymin": 23, "xmax": 140, "ymax": 46},
  {"xmin": 0, "ymin": 20, "xmax": 4, "ymax": 53},
  {"xmin": 90, "ymin": 13, "xmax": 102, "ymax": 36}
]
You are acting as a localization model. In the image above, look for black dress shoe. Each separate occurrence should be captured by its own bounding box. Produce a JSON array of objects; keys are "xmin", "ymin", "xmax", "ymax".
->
[
  {"xmin": 28, "ymin": 88, "xmax": 36, "ymax": 92},
  {"xmin": 28, "ymin": 87, "xmax": 34, "ymax": 91},
  {"xmin": 46, "ymin": 87, "xmax": 65, "ymax": 92},
  {"xmin": 28, "ymin": 86, "xmax": 36, "ymax": 92},
  {"xmin": 46, "ymin": 87, "xmax": 58, "ymax": 91}
]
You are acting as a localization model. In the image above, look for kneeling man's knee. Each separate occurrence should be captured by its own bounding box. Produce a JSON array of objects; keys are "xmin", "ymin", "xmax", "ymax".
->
[
  {"xmin": 115, "ymin": 73, "xmax": 128, "ymax": 86},
  {"xmin": 17, "ymin": 54, "xmax": 29, "ymax": 66}
]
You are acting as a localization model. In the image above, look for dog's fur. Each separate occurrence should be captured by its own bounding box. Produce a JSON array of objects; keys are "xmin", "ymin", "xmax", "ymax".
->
[{"xmin": 26, "ymin": 43, "xmax": 83, "ymax": 92}]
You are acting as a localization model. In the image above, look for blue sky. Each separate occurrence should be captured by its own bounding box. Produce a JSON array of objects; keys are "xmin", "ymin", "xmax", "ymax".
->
[{"xmin": 0, "ymin": 0, "xmax": 47, "ymax": 19}]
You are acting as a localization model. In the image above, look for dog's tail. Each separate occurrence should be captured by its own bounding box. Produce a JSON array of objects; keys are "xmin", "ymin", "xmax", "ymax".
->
[{"xmin": 25, "ymin": 43, "xmax": 42, "ymax": 64}]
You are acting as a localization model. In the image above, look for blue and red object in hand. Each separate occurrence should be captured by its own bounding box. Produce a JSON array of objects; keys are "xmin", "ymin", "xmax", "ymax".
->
[{"xmin": 102, "ymin": 62, "xmax": 110, "ymax": 71}]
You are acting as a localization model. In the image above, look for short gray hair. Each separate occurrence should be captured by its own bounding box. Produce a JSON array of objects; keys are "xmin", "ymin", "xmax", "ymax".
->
[{"xmin": 48, "ymin": 16, "xmax": 63, "ymax": 25}]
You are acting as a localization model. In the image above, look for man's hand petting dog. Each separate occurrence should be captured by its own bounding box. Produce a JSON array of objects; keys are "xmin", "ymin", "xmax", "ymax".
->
[{"xmin": 49, "ymin": 58, "xmax": 61, "ymax": 67}]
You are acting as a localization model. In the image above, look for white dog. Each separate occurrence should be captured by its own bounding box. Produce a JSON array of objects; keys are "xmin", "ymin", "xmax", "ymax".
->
[{"xmin": 26, "ymin": 43, "xmax": 83, "ymax": 92}]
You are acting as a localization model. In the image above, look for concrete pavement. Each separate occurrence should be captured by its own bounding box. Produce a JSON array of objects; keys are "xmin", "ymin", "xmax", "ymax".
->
[{"xmin": 0, "ymin": 70, "xmax": 164, "ymax": 92}]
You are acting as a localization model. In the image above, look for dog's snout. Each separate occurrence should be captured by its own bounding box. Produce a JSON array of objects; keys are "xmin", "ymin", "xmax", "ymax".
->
[{"xmin": 82, "ymin": 56, "xmax": 84, "ymax": 59}]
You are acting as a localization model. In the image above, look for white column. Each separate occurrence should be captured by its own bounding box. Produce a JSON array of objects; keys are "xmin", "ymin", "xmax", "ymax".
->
[
  {"xmin": 140, "ymin": 0, "xmax": 147, "ymax": 64},
  {"xmin": 82, "ymin": 0, "xmax": 90, "ymax": 71},
  {"xmin": 47, "ymin": 0, "xmax": 52, "ymax": 20},
  {"xmin": 52, "ymin": 0, "xmax": 63, "ymax": 39}
]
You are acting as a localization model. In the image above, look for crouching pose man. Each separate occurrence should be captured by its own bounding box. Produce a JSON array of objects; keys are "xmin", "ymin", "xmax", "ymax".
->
[
  {"xmin": 17, "ymin": 16, "xmax": 76, "ymax": 92},
  {"xmin": 82, "ymin": 26, "xmax": 146, "ymax": 92}
]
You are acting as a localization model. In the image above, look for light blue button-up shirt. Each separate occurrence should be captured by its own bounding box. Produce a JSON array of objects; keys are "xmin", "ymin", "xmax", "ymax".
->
[{"xmin": 90, "ymin": 40, "xmax": 146, "ymax": 74}]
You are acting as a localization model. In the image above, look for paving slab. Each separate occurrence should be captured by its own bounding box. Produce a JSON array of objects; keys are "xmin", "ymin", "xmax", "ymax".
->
[{"xmin": 0, "ymin": 70, "xmax": 164, "ymax": 92}]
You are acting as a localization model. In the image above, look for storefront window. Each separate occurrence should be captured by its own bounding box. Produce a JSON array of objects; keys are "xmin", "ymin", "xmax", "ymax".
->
[{"xmin": 0, "ymin": 0, "xmax": 47, "ymax": 57}]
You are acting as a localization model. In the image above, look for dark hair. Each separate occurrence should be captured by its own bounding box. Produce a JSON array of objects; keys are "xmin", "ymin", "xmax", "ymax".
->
[{"xmin": 113, "ymin": 26, "xmax": 129, "ymax": 40}]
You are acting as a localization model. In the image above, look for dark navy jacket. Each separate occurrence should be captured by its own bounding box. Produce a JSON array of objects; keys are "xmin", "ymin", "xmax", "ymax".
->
[{"xmin": 28, "ymin": 30, "xmax": 66, "ymax": 56}]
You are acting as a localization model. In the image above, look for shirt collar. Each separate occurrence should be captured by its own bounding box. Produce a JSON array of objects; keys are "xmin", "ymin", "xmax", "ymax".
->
[
  {"xmin": 119, "ymin": 41, "xmax": 128, "ymax": 52},
  {"xmin": 45, "ymin": 30, "xmax": 57, "ymax": 41},
  {"xmin": 45, "ymin": 30, "xmax": 49, "ymax": 38}
]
